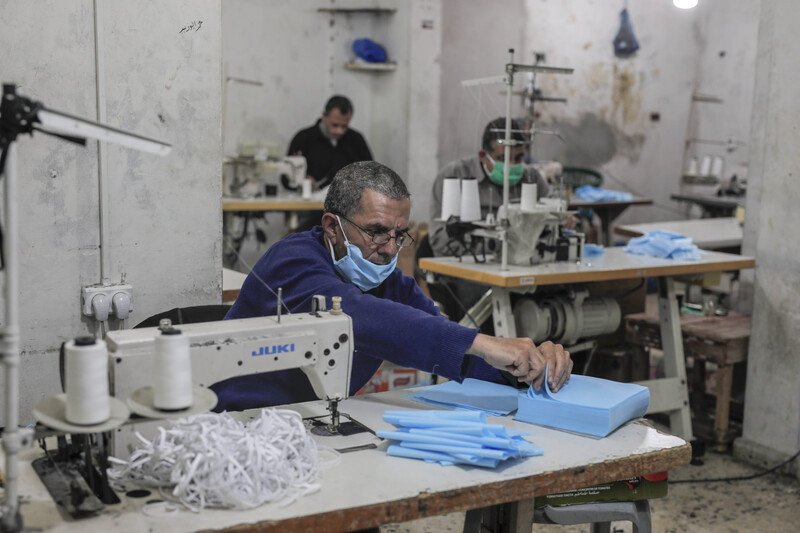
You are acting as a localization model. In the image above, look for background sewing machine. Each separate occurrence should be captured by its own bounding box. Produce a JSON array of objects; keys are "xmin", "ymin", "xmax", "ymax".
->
[
  {"xmin": 444, "ymin": 199, "xmax": 584, "ymax": 266},
  {"xmin": 223, "ymin": 141, "xmax": 307, "ymax": 198}
]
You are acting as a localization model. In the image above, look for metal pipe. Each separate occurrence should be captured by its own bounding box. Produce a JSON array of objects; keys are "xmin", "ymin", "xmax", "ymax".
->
[
  {"xmin": 1, "ymin": 141, "xmax": 21, "ymax": 531},
  {"xmin": 94, "ymin": 0, "xmax": 112, "ymax": 285},
  {"xmin": 501, "ymin": 49, "xmax": 515, "ymax": 272}
]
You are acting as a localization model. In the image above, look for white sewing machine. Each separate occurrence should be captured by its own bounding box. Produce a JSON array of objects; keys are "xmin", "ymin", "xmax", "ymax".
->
[
  {"xmin": 453, "ymin": 199, "xmax": 583, "ymax": 266},
  {"xmin": 105, "ymin": 298, "xmax": 353, "ymax": 456},
  {"xmin": 224, "ymin": 154, "xmax": 307, "ymax": 197}
]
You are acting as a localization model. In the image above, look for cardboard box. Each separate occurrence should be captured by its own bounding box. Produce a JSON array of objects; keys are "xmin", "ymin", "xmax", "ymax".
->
[
  {"xmin": 357, "ymin": 363, "xmax": 432, "ymax": 395},
  {"xmin": 535, "ymin": 472, "xmax": 668, "ymax": 507}
]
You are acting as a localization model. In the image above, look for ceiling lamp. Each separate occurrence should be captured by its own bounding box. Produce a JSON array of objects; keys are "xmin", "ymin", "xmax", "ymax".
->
[{"xmin": 674, "ymin": 0, "xmax": 699, "ymax": 8}]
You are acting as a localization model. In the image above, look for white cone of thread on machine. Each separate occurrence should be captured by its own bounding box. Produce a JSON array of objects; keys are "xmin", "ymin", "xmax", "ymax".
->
[
  {"xmin": 65, "ymin": 336, "xmax": 111, "ymax": 425},
  {"xmin": 153, "ymin": 325, "xmax": 193, "ymax": 410},
  {"xmin": 520, "ymin": 182, "xmax": 539, "ymax": 212},
  {"xmin": 459, "ymin": 177, "xmax": 482, "ymax": 222},
  {"xmin": 700, "ymin": 155, "xmax": 712, "ymax": 176},
  {"xmin": 440, "ymin": 176, "xmax": 461, "ymax": 220},
  {"xmin": 710, "ymin": 156, "xmax": 725, "ymax": 179}
]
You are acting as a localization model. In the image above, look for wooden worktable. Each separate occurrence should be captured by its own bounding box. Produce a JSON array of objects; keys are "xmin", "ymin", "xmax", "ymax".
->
[
  {"xmin": 12, "ymin": 388, "xmax": 689, "ymax": 532},
  {"xmin": 418, "ymin": 247, "xmax": 755, "ymax": 289},
  {"xmin": 222, "ymin": 196, "xmax": 324, "ymax": 212}
]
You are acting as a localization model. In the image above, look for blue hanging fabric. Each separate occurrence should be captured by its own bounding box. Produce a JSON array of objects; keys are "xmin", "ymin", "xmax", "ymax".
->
[{"xmin": 613, "ymin": 8, "xmax": 640, "ymax": 57}]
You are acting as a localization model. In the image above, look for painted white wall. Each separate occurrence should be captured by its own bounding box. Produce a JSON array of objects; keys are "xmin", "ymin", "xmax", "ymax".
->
[
  {"xmin": 0, "ymin": 0, "xmax": 222, "ymax": 426},
  {"xmin": 736, "ymin": 0, "xmax": 800, "ymax": 478},
  {"xmin": 222, "ymin": 0, "xmax": 441, "ymax": 267}
]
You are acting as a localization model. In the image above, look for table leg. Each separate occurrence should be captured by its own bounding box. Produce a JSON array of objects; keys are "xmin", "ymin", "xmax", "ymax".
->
[
  {"xmin": 491, "ymin": 288, "xmax": 517, "ymax": 338},
  {"xmin": 287, "ymin": 211, "xmax": 299, "ymax": 230},
  {"xmin": 634, "ymin": 277, "xmax": 694, "ymax": 440},
  {"xmin": 714, "ymin": 364, "xmax": 734, "ymax": 451},
  {"xmin": 463, "ymin": 499, "xmax": 535, "ymax": 533},
  {"xmin": 458, "ymin": 289, "xmax": 494, "ymax": 329}
]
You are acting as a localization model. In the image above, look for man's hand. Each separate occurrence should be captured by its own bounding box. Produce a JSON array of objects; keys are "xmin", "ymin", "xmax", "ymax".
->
[{"xmin": 468, "ymin": 334, "xmax": 572, "ymax": 391}]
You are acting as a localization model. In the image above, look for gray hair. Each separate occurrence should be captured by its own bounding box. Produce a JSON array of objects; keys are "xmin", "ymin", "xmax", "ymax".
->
[{"xmin": 324, "ymin": 161, "xmax": 410, "ymax": 217}]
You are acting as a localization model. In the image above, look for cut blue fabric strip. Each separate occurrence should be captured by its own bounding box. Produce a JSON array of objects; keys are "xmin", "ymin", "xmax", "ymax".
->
[{"xmin": 381, "ymin": 409, "xmax": 543, "ymax": 468}]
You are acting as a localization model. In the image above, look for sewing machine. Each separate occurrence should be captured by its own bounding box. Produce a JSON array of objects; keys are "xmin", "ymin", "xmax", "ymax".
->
[
  {"xmin": 224, "ymin": 154, "xmax": 307, "ymax": 198},
  {"xmin": 26, "ymin": 299, "xmax": 355, "ymax": 520},
  {"xmin": 105, "ymin": 298, "xmax": 354, "ymax": 455},
  {"xmin": 446, "ymin": 199, "xmax": 584, "ymax": 266}
]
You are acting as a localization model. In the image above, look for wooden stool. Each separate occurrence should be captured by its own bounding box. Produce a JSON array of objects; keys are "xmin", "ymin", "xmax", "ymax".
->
[{"xmin": 625, "ymin": 311, "xmax": 750, "ymax": 451}]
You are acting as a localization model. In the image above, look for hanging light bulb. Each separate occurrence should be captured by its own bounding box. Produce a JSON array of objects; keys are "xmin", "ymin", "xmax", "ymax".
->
[{"xmin": 673, "ymin": 0, "xmax": 699, "ymax": 8}]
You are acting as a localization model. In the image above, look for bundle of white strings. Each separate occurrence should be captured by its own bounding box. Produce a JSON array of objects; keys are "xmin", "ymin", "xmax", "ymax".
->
[{"xmin": 108, "ymin": 409, "xmax": 320, "ymax": 511}]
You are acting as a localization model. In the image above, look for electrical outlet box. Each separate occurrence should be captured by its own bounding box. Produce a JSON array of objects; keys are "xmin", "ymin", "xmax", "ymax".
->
[{"xmin": 82, "ymin": 283, "xmax": 134, "ymax": 318}]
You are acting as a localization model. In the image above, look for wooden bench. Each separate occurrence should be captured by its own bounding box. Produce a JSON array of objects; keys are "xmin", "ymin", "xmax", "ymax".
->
[{"xmin": 625, "ymin": 311, "xmax": 750, "ymax": 451}]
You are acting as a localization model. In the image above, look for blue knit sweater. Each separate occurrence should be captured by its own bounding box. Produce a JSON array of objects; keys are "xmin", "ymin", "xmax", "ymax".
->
[{"xmin": 211, "ymin": 226, "xmax": 502, "ymax": 411}]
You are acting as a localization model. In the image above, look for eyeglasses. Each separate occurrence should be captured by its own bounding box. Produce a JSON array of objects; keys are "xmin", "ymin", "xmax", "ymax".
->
[{"xmin": 338, "ymin": 214, "xmax": 415, "ymax": 248}]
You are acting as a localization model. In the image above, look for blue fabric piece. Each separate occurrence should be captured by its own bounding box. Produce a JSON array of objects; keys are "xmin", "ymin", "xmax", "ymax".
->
[
  {"xmin": 573, "ymin": 185, "xmax": 633, "ymax": 202},
  {"xmin": 403, "ymin": 378, "xmax": 521, "ymax": 415},
  {"xmin": 212, "ymin": 227, "xmax": 504, "ymax": 411},
  {"xmin": 387, "ymin": 444, "xmax": 500, "ymax": 467},
  {"xmin": 516, "ymin": 365, "xmax": 650, "ymax": 437},
  {"xmin": 624, "ymin": 230, "xmax": 704, "ymax": 261},
  {"xmin": 613, "ymin": 8, "xmax": 640, "ymax": 57},
  {"xmin": 584, "ymin": 244, "xmax": 605, "ymax": 257},
  {"xmin": 383, "ymin": 410, "xmax": 486, "ymax": 422},
  {"xmin": 353, "ymin": 38, "xmax": 387, "ymax": 63},
  {"xmin": 381, "ymin": 409, "xmax": 543, "ymax": 468}
]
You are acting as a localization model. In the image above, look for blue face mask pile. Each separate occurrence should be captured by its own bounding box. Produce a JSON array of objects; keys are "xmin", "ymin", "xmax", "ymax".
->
[
  {"xmin": 624, "ymin": 230, "xmax": 704, "ymax": 261},
  {"xmin": 378, "ymin": 410, "xmax": 543, "ymax": 468},
  {"xmin": 573, "ymin": 185, "xmax": 633, "ymax": 202}
]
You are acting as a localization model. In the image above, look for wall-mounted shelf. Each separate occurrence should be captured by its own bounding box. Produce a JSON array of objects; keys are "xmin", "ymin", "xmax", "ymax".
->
[
  {"xmin": 344, "ymin": 61, "xmax": 397, "ymax": 72},
  {"xmin": 318, "ymin": 8, "xmax": 396, "ymax": 14}
]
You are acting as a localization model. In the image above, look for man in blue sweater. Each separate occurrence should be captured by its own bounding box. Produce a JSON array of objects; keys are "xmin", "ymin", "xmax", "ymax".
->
[{"xmin": 212, "ymin": 161, "xmax": 572, "ymax": 411}]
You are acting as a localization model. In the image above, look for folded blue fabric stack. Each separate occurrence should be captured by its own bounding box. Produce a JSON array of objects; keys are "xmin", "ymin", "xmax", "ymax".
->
[
  {"xmin": 573, "ymin": 185, "xmax": 633, "ymax": 202},
  {"xmin": 403, "ymin": 378, "xmax": 520, "ymax": 416},
  {"xmin": 624, "ymin": 230, "xmax": 704, "ymax": 261},
  {"xmin": 378, "ymin": 410, "xmax": 543, "ymax": 468}
]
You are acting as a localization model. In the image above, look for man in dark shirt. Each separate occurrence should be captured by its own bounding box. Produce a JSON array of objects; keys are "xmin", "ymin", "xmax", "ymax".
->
[{"xmin": 288, "ymin": 95, "xmax": 373, "ymax": 190}]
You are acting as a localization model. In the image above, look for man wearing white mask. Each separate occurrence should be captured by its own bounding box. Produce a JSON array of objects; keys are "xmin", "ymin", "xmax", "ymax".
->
[
  {"xmin": 212, "ymin": 161, "xmax": 572, "ymax": 411},
  {"xmin": 429, "ymin": 117, "xmax": 557, "ymax": 257}
]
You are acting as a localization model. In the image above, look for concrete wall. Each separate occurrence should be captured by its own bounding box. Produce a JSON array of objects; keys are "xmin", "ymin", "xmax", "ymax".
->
[
  {"xmin": 736, "ymin": 0, "xmax": 800, "ymax": 478},
  {"xmin": 438, "ymin": 0, "xmax": 527, "ymax": 172},
  {"xmin": 0, "ymin": 0, "xmax": 222, "ymax": 426},
  {"xmin": 222, "ymin": 0, "xmax": 440, "ymax": 267},
  {"xmin": 438, "ymin": 0, "xmax": 759, "ymax": 232}
]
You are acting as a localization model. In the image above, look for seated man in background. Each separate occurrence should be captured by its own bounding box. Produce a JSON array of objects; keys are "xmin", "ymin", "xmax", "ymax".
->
[
  {"xmin": 429, "ymin": 116, "xmax": 563, "ymax": 257},
  {"xmin": 288, "ymin": 95, "xmax": 373, "ymax": 191},
  {"xmin": 211, "ymin": 161, "xmax": 572, "ymax": 411}
]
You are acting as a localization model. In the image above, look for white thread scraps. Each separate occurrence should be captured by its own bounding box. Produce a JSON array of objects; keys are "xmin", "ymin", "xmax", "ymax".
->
[{"xmin": 108, "ymin": 409, "xmax": 320, "ymax": 512}]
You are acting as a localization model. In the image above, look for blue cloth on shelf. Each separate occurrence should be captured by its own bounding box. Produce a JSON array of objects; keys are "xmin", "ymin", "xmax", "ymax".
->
[
  {"xmin": 352, "ymin": 38, "xmax": 387, "ymax": 63},
  {"xmin": 380, "ymin": 409, "xmax": 543, "ymax": 468},
  {"xmin": 573, "ymin": 185, "xmax": 633, "ymax": 202},
  {"xmin": 403, "ymin": 378, "xmax": 521, "ymax": 416},
  {"xmin": 623, "ymin": 230, "xmax": 704, "ymax": 261}
]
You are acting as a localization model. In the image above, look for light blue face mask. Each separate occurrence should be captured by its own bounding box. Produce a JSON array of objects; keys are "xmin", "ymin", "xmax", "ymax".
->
[
  {"xmin": 329, "ymin": 216, "xmax": 398, "ymax": 292},
  {"xmin": 486, "ymin": 154, "xmax": 524, "ymax": 186}
]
